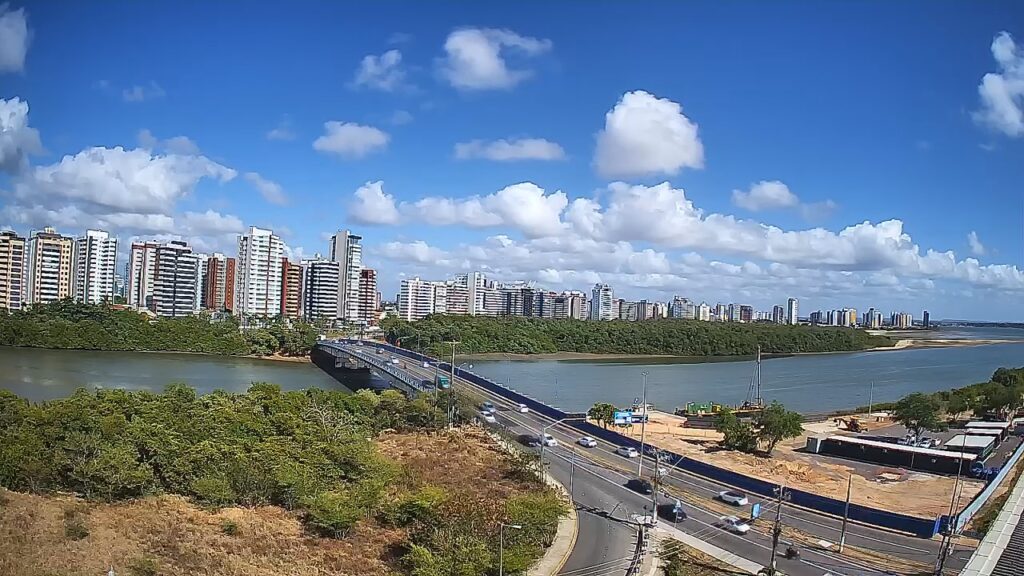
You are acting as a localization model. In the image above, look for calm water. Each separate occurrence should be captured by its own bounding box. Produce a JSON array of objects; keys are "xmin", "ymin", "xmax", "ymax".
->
[
  {"xmin": 0, "ymin": 347, "xmax": 348, "ymax": 402},
  {"xmin": 467, "ymin": 327, "xmax": 1024, "ymax": 414}
]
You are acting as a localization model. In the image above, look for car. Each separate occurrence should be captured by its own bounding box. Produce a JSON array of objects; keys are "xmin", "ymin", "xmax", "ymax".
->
[
  {"xmin": 480, "ymin": 401, "xmax": 496, "ymax": 414},
  {"xmin": 718, "ymin": 491, "xmax": 749, "ymax": 506},
  {"xmin": 517, "ymin": 434, "xmax": 541, "ymax": 448},
  {"xmin": 540, "ymin": 433, "xmax": 558, "ymax": 447},
  {"xmin": 578, "ymin": 436, "xmax": 598, "ymax": 448},
  {"xmin": 719, "ymin": 515, "xmax": 750, "ymax": 534},
  {"xmin": 658, "ymin": 501, "xmax": 687, "ymax": 523},
  {"xmin": 916, "ymin": 437, "xmax": 938, "ymax": 448},
  {"xmin": 391, "ymin": 358, "xmax": 400, "ymax": 365},
  {"xmin": 626, "ymin": 478, "xmax": 654, "ymax": 495},
  {"xmin": 481, "ymin": 412, "xmax": 496, "ymax": 424},
  {"xmin": 518, "ymin": 403, "xmax": 530, "ymax": 413},
  {"xmin": 422, "ymin": 361, "xmax": 430, "ymax": 368},
  {"xmin": 616, "ymin": 446, "xmax": 639, "ymax": 458}
]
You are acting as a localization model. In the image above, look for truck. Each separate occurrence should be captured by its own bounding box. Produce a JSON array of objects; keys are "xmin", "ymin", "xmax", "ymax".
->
[{"xmin": 436, "ymin": 375, "xmax": 450, "ymax": 389}]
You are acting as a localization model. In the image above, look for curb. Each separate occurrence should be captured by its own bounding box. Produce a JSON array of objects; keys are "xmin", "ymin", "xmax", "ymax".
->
[{"xmin": 528, "ymin": 471, "xmax": 579, "ymax": 576}]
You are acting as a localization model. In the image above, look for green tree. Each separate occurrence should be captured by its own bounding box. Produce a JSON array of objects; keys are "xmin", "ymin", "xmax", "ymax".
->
[
  {"xmin": 588, "ymin": 402, "xmax": 617, "ymax": 428},
  {"xmin": 893, "ymin": 393, "xmax": 944, "ymax": 440},
  {"xmin": 756, "ymin": 401, "xmax": 804, "ymax": 455},
  {"xmin": 715, "ymin": 408, "xmax": 759, "ymax": 453},
  {"xmin": 979, "ymin": 383, "xmax": 1024, "ymax": 418},
  {"xmin": 946, "ymin": 392, "xmax": 974, "ymax": 421}
]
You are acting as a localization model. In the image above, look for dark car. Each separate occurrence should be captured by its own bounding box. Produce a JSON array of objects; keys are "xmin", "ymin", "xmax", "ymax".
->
[
  {"xmin": 517, "ymin": 434, "xmax": 541, "ymax": 448},
  {"xmin": 658, "ymin": 502, "xmax": 687, "ymax": 522},
  {"xmin": 626, "ymin": 478, "xmax": 654, "ymax": 495}
]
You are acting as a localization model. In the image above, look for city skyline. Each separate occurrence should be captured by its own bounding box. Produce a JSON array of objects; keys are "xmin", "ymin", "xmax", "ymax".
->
[{"xmin": 1, "ymin": 4, "xmax": 1022, "ymax": 320}]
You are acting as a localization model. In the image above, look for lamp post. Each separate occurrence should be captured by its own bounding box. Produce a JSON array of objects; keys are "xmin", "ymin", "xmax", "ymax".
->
[
  {"xmin": 499, "ymin": 522, "xmax": 522, "ymax": 576},
  {"xmin": 637, "ymin": 370, "xmax": 649, "ymax": 477},
  {"xmin": 445, "ymin": 340, "xmax": 460, "ymax": 428}
]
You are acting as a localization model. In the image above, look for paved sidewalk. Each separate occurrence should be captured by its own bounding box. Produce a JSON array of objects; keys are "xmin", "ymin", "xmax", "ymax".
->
[
  {"xmin": 528, "ymin": 470, "xmax": 579, "ymax": 576},
  {"xmin": 656, "ymin": 522, "xmax": 764, "ymax": 575}
]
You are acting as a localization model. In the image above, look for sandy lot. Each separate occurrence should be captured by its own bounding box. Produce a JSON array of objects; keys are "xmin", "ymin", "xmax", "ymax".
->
[{"xmin": 613, "ymin": 410, "xmax": 983, "ymax": 517}]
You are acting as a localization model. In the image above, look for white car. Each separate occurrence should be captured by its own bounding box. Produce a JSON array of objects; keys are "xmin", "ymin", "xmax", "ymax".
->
[
  {"xmin": 616, "ymin": 446, "xmax": 639, "ymax": 458},
  {"xmin": 718, "ymin": 490, "xmax": 749, "ymax": 506},
  {"xmin": 422, "ymin": 361, "xmax": 430, "ymax": 368},
  {"xmin": 481, "ymin": 412, "xmax": 496, "ymax": 424},
  {"xmin": 578, "ymin": 436, "xmax": 598, "ymax": 448},
  {"xmin": 719, "ymin": 515, "xmax": 750, "ymax": 534},
  {"xmin": 518, "ymin": 404, "xmax": 530, "ymax": 413},
  {"xmin": 541, "ymin": 433, "xmax": 558, "ymax": 447}
]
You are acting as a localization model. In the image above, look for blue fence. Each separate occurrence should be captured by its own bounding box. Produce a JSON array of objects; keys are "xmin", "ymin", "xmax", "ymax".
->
[
  {"xmin": 353, "ymin": 340, "xmax": 942, "ymax": 538},
  {"xmin": 950, "ymin": 439, "xmax": 1024, "ymax": 533}
]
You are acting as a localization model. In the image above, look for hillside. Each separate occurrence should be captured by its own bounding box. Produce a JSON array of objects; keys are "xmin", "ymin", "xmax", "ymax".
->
[{"xmin": 382, "ymin": 315, "xmax": 895, "ymax": 357}]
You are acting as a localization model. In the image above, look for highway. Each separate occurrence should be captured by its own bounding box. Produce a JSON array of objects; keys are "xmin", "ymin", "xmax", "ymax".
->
[{"xmin": 342, "ymin": 343, "xmax": 973, "ymax": 575}]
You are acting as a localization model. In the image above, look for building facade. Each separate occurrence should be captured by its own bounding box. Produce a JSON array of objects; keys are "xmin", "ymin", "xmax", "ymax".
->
[
  {"xmin": 329, "ymin": 230, "xmax": 363, "ymax": 323},
  {"xmin": 358, "ymin": 268, "xmax": 378, "ymax": 325},
  {"xmin": 398, "ymin": 277, "xmax": 439, "ymax": 321},
  {"xmin": 150, "ymin": 241, "xmax": 199, "ymax": 318},
  {"xmin": 922, "ymin": 310, "xmax": 930, "ymax": 329},
  {"xmin": 25, "ymin": 227, "xmax": 74, "ymax": 305},
  {"xmin": 787, "ymin": 297, "xmax": 799, "ymax": 325},
  {"xmin": 772, "ymin": 305, "xmax": 785, "ymax": 324},
  {"xmin": 281, "ymin": 259, "xmax": 303, "ymax": 319},
  {"xmin": 72, "ymin": 229, "xmax": 117, "ymax": 305},
  {"xmin": 0, "ymin": 230, "xmax": 26, "ymax": 311},
  {"xmin": 590, "ymin": 283, "xmax": 615, "ymax": 321},
  {"xmin": 236, "ymin": 226, "xmax": 284, "ymax": 317},
  {"xmin": 301, "ymin": 257, "xmax": 340, "ymax": 322},
  {"xmin": 127, "ymin": 241, "xmax": 160, "ymax": 310},
  {"xmin": 202, "ymin": 254, "xmax": 236, "ymax": 312}
]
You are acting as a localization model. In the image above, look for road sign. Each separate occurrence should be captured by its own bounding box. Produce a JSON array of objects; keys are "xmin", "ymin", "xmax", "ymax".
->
[
  {"xmin": 751, "ymin": 502, "xmax": 762, "ymax": 519},
  {"xmin": 613, "ymin": 411, "xmax": 633, "ymax": 425}
]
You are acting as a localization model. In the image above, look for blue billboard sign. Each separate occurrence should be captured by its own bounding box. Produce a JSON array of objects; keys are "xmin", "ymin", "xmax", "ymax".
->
[{"xmin": 613, "ymin": 411, "xmax": 633, "ymax": 425}]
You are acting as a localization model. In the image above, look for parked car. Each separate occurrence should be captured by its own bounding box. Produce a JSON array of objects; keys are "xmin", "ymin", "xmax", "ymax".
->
[
  {"xmin": 578, "ymin": 436, "xmax": 598, "ymax": 448},
  {"xmin": 616, "ymin": 446, "xmax": 640, "ymax": 458},
  {"xmin": 916, "ymin": 437, "xmax": 938, "ymax": 448},
  {"xmin": 719, "ymin": 515, "xmax": 750, "ymax": 534},
  {"xmin": 658, "ymin": 501, "xmax": 687, "ymax": 522},
  {"xmin": 517, "ymin": 434, "xmax": 541, "ymax": 448},
  {"xmin": 626, "ymin": 478, "xmax": 654, "ymax": 495},
  {"xmin": 518, "ymin": 404, "xmax": 530, "ymax": 413},
  {"xmin": 481, "ymin": 412, "xmax": 496, "ymax": 424},
  {"xmin": 540, "ymin": 433, "xmax": 558, "ymax": 447},
  {"xmin": 718, "ymin": 491, "xmax": 749, "ymax": 506}
]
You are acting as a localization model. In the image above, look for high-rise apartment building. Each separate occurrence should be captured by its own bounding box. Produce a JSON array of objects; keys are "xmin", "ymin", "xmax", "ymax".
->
[
  {"xmin": 72, "ymin": 229, "xmax": 117, "ymax": 305},
  {"xmin": 922, "ymin": 310, "xmax": 930, "ymax": 329},
  {"xmin": 619, "ymin": 300, "xmax": 638, "ymax": 321},
  {"xmin": 786, "ymin": 297, "xmax": 799, "ymax": 325},
  {"xmin": 281, "ymin": 259, "xmax": 303, "ymax": 319},
  {"xmin": 890, "ymin": 311, "xmax": 913, "ymax": 329},
  {"xmin": 202, "ymin": 253, "xmax": 236, "ymax": 312},
  {"xmin": 329, "ymin": 230, "xmax": 362, "ymax": 323},
  {"xmin": 127, "ymin": 241, "xmax": 160, "ymax": 310},
  {"xmin": 809, "ymin": 310, "xmax": 823, "ymax": 325},
  {"xmin": 553, "ymin": 290, "xmax": 587, "ymax": 320},
  {"xmin": 301, "ymin": 257, "xmax": 340, "ymax": 322},
  {"xmin": 398, "ymin": 277, "xmax": 441, "ymax": 321},
  {"xmin": 236, "ymin": 226, "xmax": 284, "ymax": 317},
  {"xmin": 25, "ymin": 227, "xmax": 74, "ymax": 305},
  {"xmin": 739, "ymin": 305, "xmax": 754, "ymax": 323},
  {"xmin": 0, "ymin": 230, "xmax": 26, "ymax": 311},
  {"xmin": 772, "ymin": 305, "xmax": 785, "ymax": 324},
  {"xmin": 590, "ymin": 283, "xmax": 614, "ymax": 321},
  {"xmin": 697, "ymin": 302, "xmax": 711, "ymax": 321},
  {"xmin": 358, "ymin": 268, "xmax": 378, "ymax": 325},
  {"xmin": 150, "ymin": 240, "xmax": 198, "ymax": 318}
]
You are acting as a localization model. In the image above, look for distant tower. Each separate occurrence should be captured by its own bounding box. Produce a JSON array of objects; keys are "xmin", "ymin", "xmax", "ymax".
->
[
  {"xmin": 786, "ymin": 297, "xmax": 799, "ymax": 325},
  {"xmin": 922, "ymin": 310, "xmax": 930, "ymax": 329}
]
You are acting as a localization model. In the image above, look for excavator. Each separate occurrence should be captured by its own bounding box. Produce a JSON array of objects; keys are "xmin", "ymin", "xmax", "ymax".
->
[{"xmin": 834, "ymin": 417, "xmax": 864, "ymax": 433}]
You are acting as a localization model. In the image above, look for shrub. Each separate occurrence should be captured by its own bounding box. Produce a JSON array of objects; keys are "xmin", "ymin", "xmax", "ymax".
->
[
  {"xmin": 220, "ymin": 519, "xmax": 239, "ymax": 536},
  {"xmin": 302, "ymin": 491, "xmax": 362, "ymax": 537}
]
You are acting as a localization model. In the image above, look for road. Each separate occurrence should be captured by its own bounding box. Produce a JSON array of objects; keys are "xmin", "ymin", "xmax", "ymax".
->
[{"xmin": 346, "ymin": 344, "xmax": 973, "ymax": 575}]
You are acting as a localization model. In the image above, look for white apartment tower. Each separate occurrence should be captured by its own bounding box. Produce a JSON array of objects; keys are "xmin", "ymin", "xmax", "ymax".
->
[
  {"xmin": 0, "ymin": 230, "xmax": 26, "ymax": 311},
  {"xmin": 72, "ymin": 229, "xmax": 118, "ymax": 305},
  {"xmin": 301, "ymin": 256, "xmax": 340, "ymax": 322},
  {"xmin": 25, "ymin": 227, "xmax": 74, "ymax": 304},
  {"xmin": 329, "ymin": 230, "xmax": 362, "ymax": 323},
  {"xmin": 590, "ymin": 283, "xmax": 615, "ymax": 321},
  {"xmin": 786, "ymin": 297, "xmax": 799, "ymax": 325},
  {"xmin": 398, "ymin": 277, "xmax": 440, "ymax": 321},
  {"xmin": 236, "ymin": 226, "xmax": 284, "ymax": 317},
  {"xmin": 127, "ymin": 241, "xmax": 160, "ymax": 309}
]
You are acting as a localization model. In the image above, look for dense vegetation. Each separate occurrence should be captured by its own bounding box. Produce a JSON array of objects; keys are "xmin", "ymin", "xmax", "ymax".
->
[
  {"xmin": 0, "ymin": 300, "xmax": 317, "ymax": 357},
  {"xmin": 0, "ymin": 384, "xmax": 564, "ymax": 575},
  {"xmin": 851, "ymin": 366, "xmax": 1024, "ymax": 421},
  {"xmin": 381, "ymin": 314, "xmax": 894, "ymax": 357}
]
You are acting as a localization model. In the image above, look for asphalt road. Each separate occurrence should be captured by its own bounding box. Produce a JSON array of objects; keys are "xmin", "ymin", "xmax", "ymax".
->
[{"xmin": 346, "ymin": 345, "xmax": 974, "ymax": 575}]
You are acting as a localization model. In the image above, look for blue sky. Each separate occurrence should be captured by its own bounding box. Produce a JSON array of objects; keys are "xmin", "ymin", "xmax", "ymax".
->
[{"xmin": 1, "ymin": 2, "xmax": 1022, "ymax": 320}]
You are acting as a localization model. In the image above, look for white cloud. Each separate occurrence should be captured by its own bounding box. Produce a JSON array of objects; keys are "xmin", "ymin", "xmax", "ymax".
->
[
  {"xmin": 967, "ymin": 231, "xmax": 986, "ymax": 256},
  {"xmin": 266, "ymin": 116, "xmax": 295, "ymax": 141},
  {"xmin": 353, "ymin": 49, "xmax": 407, "ymax": 91},
  {"xmin": 390, "ymin": 110, "xmax": 414, "ymax": 125},
  {"xmin": 0, "ymin": 97, "xmax": 42, "ymax": 173},
  {"xmin": 594, "ymin": 90, "xmax": 704, "ymax": 178},
  {"xmin": 0, "ymin": 3, "xmax": 30, "ymax": 73},
  {"xmin": 349, "ymin": 181, "xmax": 401, "ymax": 225},
  {"xmin": 974, "ymin": 31, "xmax": 1024, "ymax": 137},
  {"xmin": 137, "ymin": 129, "xmax": 200, "ymax": 155},
  {"xmin": 732, "ymin": 181, "xmax": 799, "ymax": 211},
  {"xmin": 313, "ymin": 121, "xmax": 389, "ymax": 159},
  {"xmin": 454, "ymin": 137, "xmax": 565, "ymax": 162},
  {"xmin": 122, "ymin": 81, "xmax": 166, "ymax": 103},
  {"xmin": 439, "ymin": 27, "xmax": 552, "ymax": 90},
  {"xmin": 244, "ymin": 172, "xmax": 288, "ymax": 205}
]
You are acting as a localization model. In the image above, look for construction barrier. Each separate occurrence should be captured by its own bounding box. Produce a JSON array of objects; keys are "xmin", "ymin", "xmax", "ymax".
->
[{"xmin": 948, "ymin": 439, "xmax": 1024, "ymax": 534}]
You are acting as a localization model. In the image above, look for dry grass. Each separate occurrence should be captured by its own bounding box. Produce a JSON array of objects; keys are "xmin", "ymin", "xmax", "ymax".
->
[{"xmin": 0, "ymin": 427, "xmax": 540, "ymax": 576}]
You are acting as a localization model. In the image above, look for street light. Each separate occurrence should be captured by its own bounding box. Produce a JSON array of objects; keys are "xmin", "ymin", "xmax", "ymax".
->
[
  {"xmin": 499, "ymin": 522, "xmax": 522, "ymax": 576},
  {"xmin": 445, "ymin": 340, "xmax": 460, "ymax": 429},
  {"xmin": 637, "ymin": 370, "xmax": 649, "ymax": 477}
]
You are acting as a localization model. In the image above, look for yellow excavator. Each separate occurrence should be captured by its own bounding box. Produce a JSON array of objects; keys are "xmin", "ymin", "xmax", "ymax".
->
[{"xmin": 834, "ymin": 417, "xmax": 864, "ymax": 433}]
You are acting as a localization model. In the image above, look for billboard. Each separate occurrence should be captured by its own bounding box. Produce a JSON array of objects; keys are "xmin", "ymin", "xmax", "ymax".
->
[{"xmin": 613, "ymin": 411, "xmax": 633, "ymax": 425}]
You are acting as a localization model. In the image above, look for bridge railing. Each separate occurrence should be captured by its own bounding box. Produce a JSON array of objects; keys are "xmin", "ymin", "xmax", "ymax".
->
[
  {"xmin": 319, "ymin": 342, "xmax": 427, "ymax": 394},
  {"xmin": 345, "ymin": 339, "xmax": 942, "ymax": 538}
]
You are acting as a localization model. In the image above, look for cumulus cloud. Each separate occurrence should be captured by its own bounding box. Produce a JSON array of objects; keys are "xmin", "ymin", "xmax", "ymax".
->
[
  {"xmin": 0, "ymin": 97, "xmax": 42, "ymax": 173},
  {"xmin": 122, "ymin": 81, "xmax": 166, "ymax": 103},
  {"xmin": 594, "ymin": 90, "xmax": 704, "ymax": 178},
  {"xmin": 454, "ymin": 137, "xmax": 565, "ymax": 161},
  {"xmin": 967, "ymin": 231, "xmax": 986, "ymax": 256},
  {"xmin": 349, "ymin": 181, "xmax": 401, "ymax": 225},
  {"xmin": 352, "ymin": 49, "xmax": 407, "ymax": 91},
  {"xmin": 244, "ymin": 172, "xmax": 288, "ymax": 205},
  {"xmin": 137, "ymin": 129, "xmax": 200, "ymax": 155},
  {"xmin": 0, "ymin": 3, "xmax": 30, "ymax": 73},
  {"xmin": 439, "ymin": 28, "xmax": 552, "ymax": 90},
  {"xmin": 313, "ymin": 121, "xmax": 389, "ymax": 159},
  {"xmin": 732, "ymin": 181, "xmax": 799, "ymax": 211},
  {"xmin": 974, "ymin": 31, "xmax": 1024, "ymax": 137}
]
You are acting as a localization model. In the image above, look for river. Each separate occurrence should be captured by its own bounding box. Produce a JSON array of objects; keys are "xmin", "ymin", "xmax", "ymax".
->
[{"xmin": 2, "ymin": 327, "xmax": 1023, "ymax": 412}]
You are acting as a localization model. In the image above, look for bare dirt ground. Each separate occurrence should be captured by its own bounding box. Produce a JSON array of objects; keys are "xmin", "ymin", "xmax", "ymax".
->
[
  {"xmin": 614, "ymin": 411, "xmax": 983, "ymax": 517},
  {"xmin": 0, "ymin": 427, "xmax": 539, "ymax": 576}
]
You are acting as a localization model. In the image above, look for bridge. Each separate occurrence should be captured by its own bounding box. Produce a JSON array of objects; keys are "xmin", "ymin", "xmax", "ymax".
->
[{"xmin": 314, "ymin": 340, "xmax": 431, "ymax": 396}]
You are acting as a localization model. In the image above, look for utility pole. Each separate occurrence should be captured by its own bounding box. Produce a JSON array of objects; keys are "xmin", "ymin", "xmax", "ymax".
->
[
  {"xmin": 637, "ymin": 370, "xmax": 649, "ymax": 477},
  {"xmin": 935, "ymin": 436, "xmax": 968, "ymax": 575},
  {"xmin": 839, "ymin": 474, "xmax": 852, "ymax": 552},
  {"xmin": 868, "ymin": 380, "xmax": 875, "ymax": 415},
  {"xmin": 445, "ymin": 340, "xmax": 459, "ymax": 429},
  {"xmin": 569, "ymin": 445, "xmax": 576, "ymax": 501},
  {"xmin": 769, "ymin": 484, "xmax": 790, "ymax": 575}
]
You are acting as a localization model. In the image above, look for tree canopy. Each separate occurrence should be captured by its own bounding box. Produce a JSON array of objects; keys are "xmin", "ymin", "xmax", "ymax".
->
[
  {"xmin": 893, "ymin": 393, "xmax": 944, "ymax": 439},
  {"xmin": 381, "ymin": 314, "xmax": 894, "ymax": 357},
  {"xmin": 588, "ymin": 402, "xmax": 617, "ymax": 428},
  {"xmin": 756, "ymin": 401, "xmax": 804, "ymax": 454}
]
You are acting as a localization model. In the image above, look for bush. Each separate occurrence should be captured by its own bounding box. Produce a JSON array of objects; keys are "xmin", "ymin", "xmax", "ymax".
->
[
  {"xmin": 302, "ymin": 491, "xmax": 362, "ymax": 537},
  {"xmin": 384, "ymin": 486, "xmax": 447, "ymax": 527},
  {"xmin": 63, "ymin": 509, "xmax": 89, "ymax": 541},
  {"xmin": 220, "ymin": 519, "xmax": 239, "ymax": 536}
]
